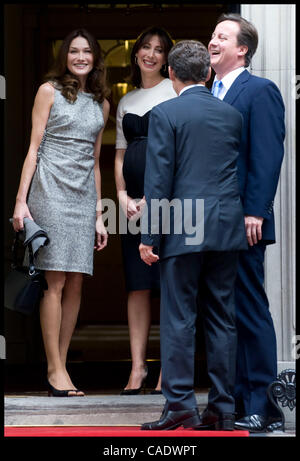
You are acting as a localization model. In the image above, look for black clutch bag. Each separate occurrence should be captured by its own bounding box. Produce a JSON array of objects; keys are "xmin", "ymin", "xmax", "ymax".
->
[{"xmin": 4, "ymin": 232, "xmax": 48, "ymax": 315}]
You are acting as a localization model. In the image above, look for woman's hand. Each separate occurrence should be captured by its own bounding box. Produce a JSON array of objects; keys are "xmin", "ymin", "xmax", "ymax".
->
[
  {"xmin": 95, "ymin": 216, "xmax": 108, "ymax": 251},
  {"xmin": 130, "ymin": 196, "xmax": 146, "ymax": 221},
  {"xmin": 12, "ymin": 200, "xmax": 33, "ymax": 232},
  {"xmin": 119, "ymin": 192, "xmax": 145, "ymax": 221},
  {"xmin": 118, "ymin": 191, "xmax": 135, "ymax": 219}
]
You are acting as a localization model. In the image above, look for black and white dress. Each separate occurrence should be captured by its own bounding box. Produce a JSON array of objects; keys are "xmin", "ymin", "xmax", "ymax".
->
[{"xmin": 116, "ymin": 78, "xmax": 176, "ymax": 291}]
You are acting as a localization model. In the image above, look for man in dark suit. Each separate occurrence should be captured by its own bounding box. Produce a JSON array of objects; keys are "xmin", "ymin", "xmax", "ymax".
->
[
  {"xmin": 139, "ymin": 40, "xmax": 248, "ymax": 431},
  {"xmin": 208, "ymin": 13, "xmax": 285, "ymax": 432}
]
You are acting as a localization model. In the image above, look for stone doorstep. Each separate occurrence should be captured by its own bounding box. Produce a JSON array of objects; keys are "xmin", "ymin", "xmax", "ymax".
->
[
  {"xmin": 5, "ymin": 412, "xmax": 165, "ymax": 427},
  {"xmin": 5, "ymin": 393, "xmax": 295, "ymax": 433},
  {"xmin": 4, "ymin": 393, "xmax": 205, "ymax": 427}
]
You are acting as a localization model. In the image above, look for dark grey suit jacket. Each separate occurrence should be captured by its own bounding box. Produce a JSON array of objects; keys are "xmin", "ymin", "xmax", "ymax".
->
[{"xmin": 141, "ymin": 85, "xmax": 248, "ymax": 259}]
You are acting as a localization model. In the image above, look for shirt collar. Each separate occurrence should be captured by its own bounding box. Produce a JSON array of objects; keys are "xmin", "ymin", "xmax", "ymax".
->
[
  {"xmin": 213, "ymin": 67, "xmax": 245, "ymax": 92},
  {"xmin": 179, "ymin": 83, "xmax": 205, "ymax": 96}
]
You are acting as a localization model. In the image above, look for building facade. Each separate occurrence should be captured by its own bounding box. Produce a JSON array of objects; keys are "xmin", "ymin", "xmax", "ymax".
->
[{"xmin": 3, "ymin": 5, "xmax": 296, "ymax": 397}]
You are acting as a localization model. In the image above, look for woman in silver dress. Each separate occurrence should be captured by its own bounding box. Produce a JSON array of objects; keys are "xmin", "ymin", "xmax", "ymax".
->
[{"xmin": 12, "ymin": 29, "xmax": 110, "ymax": 396}]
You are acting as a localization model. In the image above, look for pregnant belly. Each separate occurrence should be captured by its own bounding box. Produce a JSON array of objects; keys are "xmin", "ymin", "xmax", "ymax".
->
[{"xmin": 123, "ymin": 139, "xmax": 147, "ymax": 199}]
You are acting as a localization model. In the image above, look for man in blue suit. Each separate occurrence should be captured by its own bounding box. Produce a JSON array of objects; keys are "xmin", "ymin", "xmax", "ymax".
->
[
  {"xmin": 139, "ymin": 40, "xmax": 248, "ymax": 431},
  {"xmin": 208, "ymin": 13, "xmax": 285, "ymax": 432}
]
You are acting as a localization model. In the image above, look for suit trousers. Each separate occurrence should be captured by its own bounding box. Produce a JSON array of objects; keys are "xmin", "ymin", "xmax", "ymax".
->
[
  {"xmin": 234, "ymin": 243, "xmax": 278, "ymax": 417},
  {"xmin": 160, "ymin": 251, "xmax": 239, "ymax": 414}
]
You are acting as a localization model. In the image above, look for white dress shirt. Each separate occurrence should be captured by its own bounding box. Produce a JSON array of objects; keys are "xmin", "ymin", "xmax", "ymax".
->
[{"xmin": 212, "ymin": 67, "xmax": 246, "ymax": 100}]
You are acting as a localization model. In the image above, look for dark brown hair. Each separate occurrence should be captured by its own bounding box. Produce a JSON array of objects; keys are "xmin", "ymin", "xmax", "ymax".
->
[
  {"xmin": 45, "ymin": 28, "xmax": 110, "ymax": 103},
  {"xmin": 217, "ymin": 13, "xmax": 258, "ymax": 67},
  {"xmin": 129, "ymin": 26, "xmax": 174, "ymax": 88},
  {"xmin": 168, "ymin": 40, "xmax": 210, "ymax": 83}
]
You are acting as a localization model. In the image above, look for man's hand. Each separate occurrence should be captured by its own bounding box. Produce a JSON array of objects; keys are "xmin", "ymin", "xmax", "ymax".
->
[
  {"xmin": 245, "ymin": 215, "xmax": 264, "ymax": 246},
  {"xmin": 139, "ymin": 243, "xmax": 159, "ymax": 266}
]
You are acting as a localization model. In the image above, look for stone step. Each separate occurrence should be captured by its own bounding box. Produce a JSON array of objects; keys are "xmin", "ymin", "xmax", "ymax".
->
[
  {"xmin": 4, "ymin": 393, "xmax": 295, "ymax": 435},
  {"xmin": 4, "ymin": 393, "xmax": 207, "ymax": 427}
]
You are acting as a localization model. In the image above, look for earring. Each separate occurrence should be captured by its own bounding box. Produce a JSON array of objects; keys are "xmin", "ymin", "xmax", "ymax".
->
[{"xmin": 161, "ymin": 63, "xmax": 167, "ymax": 73}]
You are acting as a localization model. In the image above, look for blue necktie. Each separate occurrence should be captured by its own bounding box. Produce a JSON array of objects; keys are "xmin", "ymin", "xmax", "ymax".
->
[{"xmin": 212, "ymin": 80, "xmax": 223, "ymax": 98}]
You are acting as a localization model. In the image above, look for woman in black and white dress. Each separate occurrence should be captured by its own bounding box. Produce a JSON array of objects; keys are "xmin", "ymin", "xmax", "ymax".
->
[{"xmin": 115, "ymin": 27, "xmax": 176, "ymax": 394}]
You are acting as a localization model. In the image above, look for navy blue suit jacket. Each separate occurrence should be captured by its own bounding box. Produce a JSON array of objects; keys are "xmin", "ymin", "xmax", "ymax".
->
[
  {"xmin": 141, "ymin": 85, "xmax": 248, "ymax": 260},
  {"xmin": 223, "ymin": 70, "xmax": 285, "ymax": 244}
]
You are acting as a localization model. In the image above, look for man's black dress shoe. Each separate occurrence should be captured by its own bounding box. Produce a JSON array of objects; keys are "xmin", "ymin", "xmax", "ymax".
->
[
  {"xmin": 141, "ymin": 408, "xmax": 201, "ymax": 430},
  {"xmin": 266, "ymin": 417, "xmax": 285, "ymax": 432},
  {"xmin": 235, "ymin": 415, "xmax": 267, "ymax": 432},
  {"xmin": 197, "ymin": 408, "xmax": 235, "ymax": 431},
  {"xmin": 235, "ymin": 414, "xmax": 284, "ymax": 433}
]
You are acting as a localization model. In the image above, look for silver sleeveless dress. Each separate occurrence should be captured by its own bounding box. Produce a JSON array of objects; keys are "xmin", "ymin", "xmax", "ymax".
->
[{"xmin": 27, "ymin": 83, "xmax": 104, "ymax": 275}]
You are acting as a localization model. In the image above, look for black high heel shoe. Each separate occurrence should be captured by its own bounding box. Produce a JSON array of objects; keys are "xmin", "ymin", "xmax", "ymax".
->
[
  {"xmin": 120, "ymin": 367, "xmax": 148, "ymax": 395},
  {"xmin": 47, "ymin": 380, "xmax": 78, "ymax": 397}
]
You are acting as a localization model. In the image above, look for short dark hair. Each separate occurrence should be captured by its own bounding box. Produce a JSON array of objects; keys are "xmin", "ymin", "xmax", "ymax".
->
[
  {"xmin": 129, "ymin": 26, "xmax": 174, "ymax": 88},
  {"xmin": 216, "ymin": 13, "xmax": 258, "ymax": 67},
  {"xmin": 168, "ymin": 40, "xmax": 210, "ymax": 83}
]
